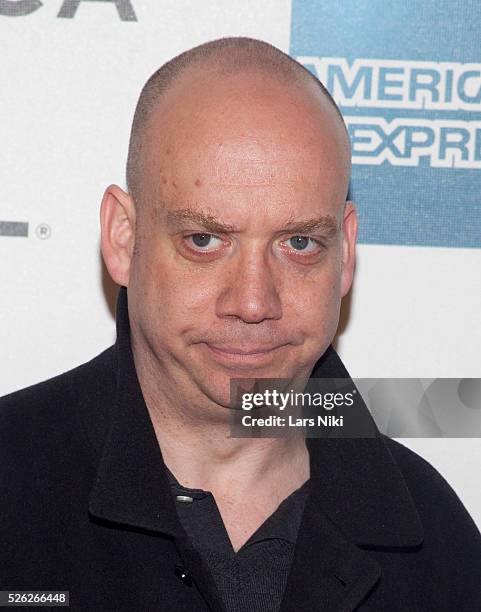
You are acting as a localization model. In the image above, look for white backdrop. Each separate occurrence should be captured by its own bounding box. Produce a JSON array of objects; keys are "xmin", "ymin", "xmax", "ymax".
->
[{"xmin": 1, "ymin": 1, "xmax": 480, "ymax": 529}]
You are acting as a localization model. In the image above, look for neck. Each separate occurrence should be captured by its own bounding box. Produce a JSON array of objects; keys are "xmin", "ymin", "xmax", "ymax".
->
[{"xmin": 131, "ymin": 332, "xmax": 310, "ymax": 502}]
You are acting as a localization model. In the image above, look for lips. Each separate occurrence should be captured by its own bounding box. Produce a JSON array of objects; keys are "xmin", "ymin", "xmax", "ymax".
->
[
  {"xmin": 203, "ymin": 342, "xmax": 286, "ymax": 366},
  {"xmin": 206, "ymin": 345, "xmax": 282, "ymax": 355}
]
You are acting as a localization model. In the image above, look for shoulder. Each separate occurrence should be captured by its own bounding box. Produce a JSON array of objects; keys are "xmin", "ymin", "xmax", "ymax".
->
[
  {"xmin": 383, "ymin": 436, "xmax": 481, "ymax": 605},
  {"xmin": 383, "ymin": 435, "xmax": 481, "ymax": 553},
  {"xmin": 0, "ymin": 346, "xmax": 116, "ymax": 461},
  {"xmin": 0, "ymin": 345, "xmax": 116, "ymax": 419},
  {"xmin": 0, "ymin": 347, "xmax": 117, "ymax": 569},
  {"xmin": 383, "ymin": 436, "xmax": 476, "ymax": 519}
]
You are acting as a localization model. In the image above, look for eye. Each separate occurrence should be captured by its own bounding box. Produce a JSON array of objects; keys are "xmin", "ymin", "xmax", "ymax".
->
[
  {"xmin": 286, "ymin": 235, "xmax": 320, "ymax": 253},
  {"xmin": 185, "ymin": 233, "xmax": 223, "ymax": 251}
]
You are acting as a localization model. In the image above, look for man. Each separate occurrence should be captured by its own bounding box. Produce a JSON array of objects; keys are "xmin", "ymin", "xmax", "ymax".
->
[{"xmin": 1, "ymin": 37, "xmax": 480, "ymax": 612}]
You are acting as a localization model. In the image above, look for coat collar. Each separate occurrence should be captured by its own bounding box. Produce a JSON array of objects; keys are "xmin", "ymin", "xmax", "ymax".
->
[{"xmin": 89, "ymin": 287, "xmax": 424, "ymax": 606}]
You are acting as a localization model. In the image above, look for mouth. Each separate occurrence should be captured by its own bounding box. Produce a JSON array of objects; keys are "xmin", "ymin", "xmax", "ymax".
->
[{"xmin": 203, "ymin": 343, "xmax": 287, "ymax": 367}]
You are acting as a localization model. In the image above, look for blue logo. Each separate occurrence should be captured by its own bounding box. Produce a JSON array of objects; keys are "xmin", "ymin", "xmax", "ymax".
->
[{"xmin": 290, "ymin": 0, "xmax": 481, "ymax": 248}]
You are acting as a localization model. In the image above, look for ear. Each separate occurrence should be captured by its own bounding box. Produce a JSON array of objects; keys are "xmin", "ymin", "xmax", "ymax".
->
[
  {"xmin": 100, "ymin": 184, "xmax": 136, "ymax": 287},
  {"xmin": 340, "ymin": 201, "xmax": 358, "ymax": 298}
]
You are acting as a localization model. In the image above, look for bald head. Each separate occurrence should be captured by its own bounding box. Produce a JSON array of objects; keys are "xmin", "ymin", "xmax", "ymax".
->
[{"xmin": 125, "ymin": 37, "xmax": 350, "ymax": 207}]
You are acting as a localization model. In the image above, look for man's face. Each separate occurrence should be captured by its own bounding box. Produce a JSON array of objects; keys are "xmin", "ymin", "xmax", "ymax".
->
[{"xmin": 126, "ymin": 69, "xmax": 356, "ymax": 410}]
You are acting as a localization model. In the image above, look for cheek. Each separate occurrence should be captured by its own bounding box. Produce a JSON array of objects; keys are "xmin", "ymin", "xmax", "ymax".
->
[
  {"xmin": 285, "ymin": 266, "xmax": 342, "ymax": 338},
  {"xmin": 135, "ymin": 252, "xmax": 220, "ymax": 333}
]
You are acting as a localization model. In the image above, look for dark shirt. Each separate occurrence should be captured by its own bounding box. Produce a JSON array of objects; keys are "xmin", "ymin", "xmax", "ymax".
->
[{"xmin": 166, "ymin": 467, "xmax": 310, "ymax": 612}]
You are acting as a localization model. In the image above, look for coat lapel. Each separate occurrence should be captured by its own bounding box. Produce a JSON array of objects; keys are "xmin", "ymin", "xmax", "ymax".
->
[
  {"xmin": 278, "ymin": 345, "xmax": 424, "ymax": 611},
  {"xmin": 279, "ymin": 502, "xmax": 381, "ymax": 612},
  {"xmin": 280, "ymin": 428, "xmax": 424, "ymax": 612},
  {"xmin": 88, "ymin": 290, "xmax": 180, "ymax": 536},
  {"xmin": 278, "ymin": 436, "xmax": 424, "ymax": 611}
]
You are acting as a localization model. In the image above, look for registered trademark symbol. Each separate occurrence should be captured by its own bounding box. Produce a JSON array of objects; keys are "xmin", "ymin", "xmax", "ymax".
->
[{"xmin": 36, "ymin": 223, "xmax": 51, "ymax": 239}]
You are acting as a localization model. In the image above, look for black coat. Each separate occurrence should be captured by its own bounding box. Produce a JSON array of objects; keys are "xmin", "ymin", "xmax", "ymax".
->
[{"xmin": 1, "ymin": 288, "xmax": 480, "ymax": 611}]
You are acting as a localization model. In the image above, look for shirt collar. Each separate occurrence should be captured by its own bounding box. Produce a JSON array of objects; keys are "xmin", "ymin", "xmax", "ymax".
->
[
  {"xmin": 88, "ymin": 287, "xmax": 423, "ymax": 548},
  {"xmin": 166, "ymin": 463, "xmax": 311, "ymax": 546}
]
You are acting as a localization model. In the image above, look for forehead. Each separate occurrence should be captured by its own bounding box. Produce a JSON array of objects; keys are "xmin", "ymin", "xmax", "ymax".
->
[{"xmin": 141, "ymin": 70, "xmax": 349, "ymax": 218}]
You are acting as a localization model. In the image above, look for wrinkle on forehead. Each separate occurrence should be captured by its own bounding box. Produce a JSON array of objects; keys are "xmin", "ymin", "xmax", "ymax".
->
[
  {"xmin": 138, "ymin": 71, "xmax": 350, "ymax": 216},
  {"xmin": 147, "ymin": 135, "xmax": 347, "ymax": 196}
]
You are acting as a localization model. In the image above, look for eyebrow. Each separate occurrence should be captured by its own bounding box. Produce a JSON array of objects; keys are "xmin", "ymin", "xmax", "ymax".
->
[{"xmin": 166, "ymin": 207, "xmax": 340, "ymax": 237}]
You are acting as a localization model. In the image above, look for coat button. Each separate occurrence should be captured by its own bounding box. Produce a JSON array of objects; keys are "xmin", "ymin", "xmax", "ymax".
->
[{"xmin": 175, "ymin": 564, "xmax": 193, "ymax": 587}]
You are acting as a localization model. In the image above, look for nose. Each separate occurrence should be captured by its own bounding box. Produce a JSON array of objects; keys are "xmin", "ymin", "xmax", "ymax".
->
[{"xmin": 215, "ymin": 247, "xmax": 282, "ymax": 323}]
